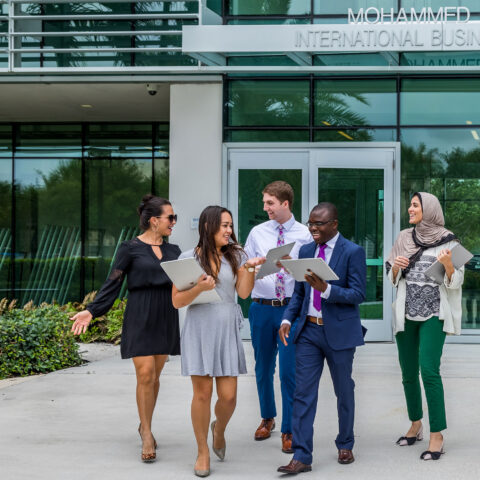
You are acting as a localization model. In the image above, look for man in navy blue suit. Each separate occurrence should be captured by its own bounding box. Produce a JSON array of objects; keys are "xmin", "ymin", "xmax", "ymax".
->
[{"xmin": 277, "ymin": 202, "xmax": 367, "ymax": 475}]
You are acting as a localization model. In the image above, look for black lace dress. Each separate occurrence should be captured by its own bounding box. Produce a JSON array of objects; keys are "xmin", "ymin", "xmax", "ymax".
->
[{"xmin": 86, "ymin": 237, "xmax": 181, "ymax": 359}]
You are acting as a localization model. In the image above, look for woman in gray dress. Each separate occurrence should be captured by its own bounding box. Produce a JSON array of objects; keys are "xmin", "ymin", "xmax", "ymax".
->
[{"xmin": 172, "ymin": 206, "xmax": 265, "ymax": 477}]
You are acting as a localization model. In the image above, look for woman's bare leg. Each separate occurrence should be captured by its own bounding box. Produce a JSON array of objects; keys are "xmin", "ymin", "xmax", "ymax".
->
[
  {"xmin": 212, "ymin": 377, "xmax": 237, "ymax": 450},
  {"xmin": 191, "ymin": 375, "xmax": 213, "ymax": 471}
]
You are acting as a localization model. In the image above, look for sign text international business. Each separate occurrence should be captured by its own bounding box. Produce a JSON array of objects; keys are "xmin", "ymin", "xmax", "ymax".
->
[{"xmin": 182, "ymin": 6, "xmax": 480, "ymax": 55}]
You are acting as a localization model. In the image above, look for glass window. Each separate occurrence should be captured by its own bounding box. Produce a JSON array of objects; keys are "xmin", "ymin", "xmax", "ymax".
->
[
  {"xmin": 314, "ymin": 0, "xmax": 396, "ymax": 15},
  {"xmin": 315, "ymin": 79, "xmax": 397, "ymax": 126},
  {"xmin": 401, "ymin": 52, "xmax": 480, "ymax": 68},
  {"xmin": 314, "ymin": 128, "xmax": 396, "ymax": 142},
  {"xmin": 228, "ymin": 80, "xmax": 310, "ymax": 126},
  {"xmin": 0, "ymin": 125, "xmax": 12, "ymax": 157},
  {"xmin": 401, "ymin": 79, "xmax": 480, "ymax": 125},
  {"xmin": 401, "ymin": 128, "xmax": 480, "ymax": 329},
  {"xmin": 229, "ymin": 0, "xmax": 311, "ymax": 15},
  {"xmin": 225, "ymin": 130, "xmax": 310, "ymax": 142},
  {"xmin": 84, "ymin": 158, "xmax": 149, "ymax": 295},
  {"xmin": 0, "ymin": 151, "xmax": 12, "ymax": 298},
  {"xmin": 14, "ymin": 158, "xmax": 82, "ymax": 305},
  {"xmin": 86, "ymin": 124, "xmax": 154, "ymax": 158}
]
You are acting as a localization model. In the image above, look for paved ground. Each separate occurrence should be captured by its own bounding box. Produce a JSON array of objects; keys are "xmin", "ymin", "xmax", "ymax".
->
[{"xmin": 1, "ymin": 341, "xmax": 480, "ymax": 480}]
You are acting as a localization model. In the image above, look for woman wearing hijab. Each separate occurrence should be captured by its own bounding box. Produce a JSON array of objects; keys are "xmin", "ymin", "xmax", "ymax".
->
[{"xmin": 386, "ymin": 192, "xmax": 464, "ymax": 461}]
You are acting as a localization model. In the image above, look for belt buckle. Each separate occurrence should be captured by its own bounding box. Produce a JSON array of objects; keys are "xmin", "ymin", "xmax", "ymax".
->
[
  {"xmin": 315, "ymin": 316, "xmax": 322, "ymax": 325},
  {"xmin": 272, "ymin": 299, "xmax": 281, "ymax": 307}
]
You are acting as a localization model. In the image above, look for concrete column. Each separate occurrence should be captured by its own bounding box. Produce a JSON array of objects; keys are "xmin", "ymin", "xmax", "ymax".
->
[{"xmin": 169, "ymin": 82, "xmax": 223, "ymax": 252}]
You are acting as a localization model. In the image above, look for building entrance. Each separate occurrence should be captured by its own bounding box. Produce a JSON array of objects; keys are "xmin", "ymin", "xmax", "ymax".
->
[{"xmin": 226, "ymin": 143, "xmax": 400, "ymax": 342}]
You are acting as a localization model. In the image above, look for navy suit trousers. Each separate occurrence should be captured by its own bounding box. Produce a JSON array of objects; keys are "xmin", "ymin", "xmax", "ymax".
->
[{"xmin": 292, "ymin": 322, "xmax": 356, "ymax": 465}]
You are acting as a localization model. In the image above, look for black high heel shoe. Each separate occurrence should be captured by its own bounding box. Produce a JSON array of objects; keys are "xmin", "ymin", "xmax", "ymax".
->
[
  {"xmin": 396, "ymin": 425, "xmax": 423, "ymax": 446},
  {"xmin": 420, "ymin": 442, "xmax": 445, "ymax": 461}
]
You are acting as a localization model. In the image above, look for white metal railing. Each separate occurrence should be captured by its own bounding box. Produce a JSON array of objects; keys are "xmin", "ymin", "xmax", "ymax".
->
[{"xmin": 0, "ymin": 0, "xmax": 201, "ymax": 72}]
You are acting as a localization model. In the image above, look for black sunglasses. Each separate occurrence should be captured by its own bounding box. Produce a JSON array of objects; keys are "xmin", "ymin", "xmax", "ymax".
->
[{"xmin": 154, "ymin": 214, "xmax": 178, "ymax": 223}]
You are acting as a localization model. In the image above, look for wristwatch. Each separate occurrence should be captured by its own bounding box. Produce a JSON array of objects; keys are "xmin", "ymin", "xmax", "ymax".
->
[{"xmin": 244, "ymin": 263, "xmax": 255, "ymax": 273}]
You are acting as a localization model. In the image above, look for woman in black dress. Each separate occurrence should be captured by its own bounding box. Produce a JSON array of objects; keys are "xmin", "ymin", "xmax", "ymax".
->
[{"xmin": 70, "ymin": 194, "xmax": 181, "ymax": 463}]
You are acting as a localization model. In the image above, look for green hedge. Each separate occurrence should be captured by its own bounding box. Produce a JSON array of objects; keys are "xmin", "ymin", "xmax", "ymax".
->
[{"xmin": 0, "ymin": 300, "xmax": 82, "ymax": 379}]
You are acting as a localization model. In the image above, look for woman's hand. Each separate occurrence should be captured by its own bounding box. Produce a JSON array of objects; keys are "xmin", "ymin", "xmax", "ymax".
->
[
  {"xmin": 197, "ymin": 274, "xmax": 216, "ymax": 292},
  {"xmin": 245, "ymin": 257, "xmax": 266, "ymax": 272},
  {"xmin": 438, "ymin": 248, "xmax": 455, "ymax": 281},
  {"xmin": 393, "ymin": 255, "xmax": 410, "ymax": 270},
  {"xmin": 70, "ymin": 310, "xmax": 93, "ymax": 335},
  {"xmin": 437, "ymin": 249, "xmax": 453, "ymax": 267}
]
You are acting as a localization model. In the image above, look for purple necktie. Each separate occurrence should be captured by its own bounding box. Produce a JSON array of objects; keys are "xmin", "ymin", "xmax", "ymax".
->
[
  {"xmin": 313, "ymin": 244, "xmax": 328, "ymax": 312},
  {"xmin": 275, "ymin": 225, "xmax": 286, "ymax": 300}
]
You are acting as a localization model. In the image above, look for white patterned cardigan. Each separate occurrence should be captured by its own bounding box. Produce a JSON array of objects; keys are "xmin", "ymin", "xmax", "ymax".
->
[{"xmin": 387, "ymin": 241, "xmax": 464, "ymax": 335}]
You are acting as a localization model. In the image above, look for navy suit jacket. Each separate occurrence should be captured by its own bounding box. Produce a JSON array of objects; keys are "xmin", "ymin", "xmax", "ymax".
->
[{"xmin": 283, "ymin": 234, "xmax": 367, "ymax": 351}]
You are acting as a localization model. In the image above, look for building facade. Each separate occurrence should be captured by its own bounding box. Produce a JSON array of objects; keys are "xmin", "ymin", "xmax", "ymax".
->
[{"xmin": 1, "ymin": 1, "xmax": 480, "ymax": 341}]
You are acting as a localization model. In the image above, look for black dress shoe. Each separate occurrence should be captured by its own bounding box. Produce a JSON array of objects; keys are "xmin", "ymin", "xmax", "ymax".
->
[{"xmin": 277, "ymin": 459, "xmax": 312, "ymax": 474}]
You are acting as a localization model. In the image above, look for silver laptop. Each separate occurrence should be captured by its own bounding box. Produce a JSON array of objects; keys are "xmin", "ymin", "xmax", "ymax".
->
[{"xmin": 424, "ymin": 243, "xmax": 473, "ymax": 284}]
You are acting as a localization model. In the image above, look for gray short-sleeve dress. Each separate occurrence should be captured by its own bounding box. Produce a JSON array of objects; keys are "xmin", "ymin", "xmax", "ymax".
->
[{"xmin": 180, "ymin": 249, "xmax": 247, "ymax": 377}]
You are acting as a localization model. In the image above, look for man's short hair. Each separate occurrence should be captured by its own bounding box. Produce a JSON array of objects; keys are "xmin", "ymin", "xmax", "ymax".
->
[
  {"xmin": 262, "ymin": 181, "xmax": 294, "ymax": 209},
  {"xmin": 312, "ymin": 202, "xmax": 338, "ymax": 220}
]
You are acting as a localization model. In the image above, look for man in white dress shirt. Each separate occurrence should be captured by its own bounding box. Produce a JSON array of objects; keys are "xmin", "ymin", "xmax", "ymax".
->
[{"xmin": 244, "ymin": 181, "xmax": 312, "ymax": 453}]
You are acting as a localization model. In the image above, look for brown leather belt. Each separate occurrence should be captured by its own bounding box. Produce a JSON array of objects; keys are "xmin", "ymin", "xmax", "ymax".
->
[
  {"xmin": 252, "ymin": 298, "xmax": 291, "ymax": 307},
  {"xmin": 307, "ymin": 315, "xmax": 324, "ymax": 325}
]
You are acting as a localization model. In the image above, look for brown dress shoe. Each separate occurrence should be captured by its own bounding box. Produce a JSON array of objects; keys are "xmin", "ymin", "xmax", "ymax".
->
[
  {"xmin": 254, "ymin": 418, "xmax": 275, "ymax": 440},
  {"xmin": 281, "ymin": 433, "xmax": 294, "ymax": 454},
  {"xmin": 277, "ymin": 459, "xmax": 312, "ymax": 474},
  {"xmin": 338, "ymin": 449, "xmax": 355, "ymax": 464}
]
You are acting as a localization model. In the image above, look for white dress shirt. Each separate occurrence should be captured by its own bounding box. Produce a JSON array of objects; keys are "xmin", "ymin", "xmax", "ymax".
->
[
  {"xmin": 282, "ymin": 232, "xmax": 340, "ymax": 326},
  {"xmin": 244, "ymin": 215, "xmax": 312, "ymax": 299}
]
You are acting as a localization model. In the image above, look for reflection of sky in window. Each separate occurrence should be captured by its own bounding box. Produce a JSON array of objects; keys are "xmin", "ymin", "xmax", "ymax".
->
[
  {"xmin": 401, "ymin": 128, "xmax": 480, "ymax": 154},
  {"xmin": 15, "ymin": 159, "xmax": 67, "ymax": 187},
  {"xmin": 0, "ymin": 159, "xmax": 11, "ymax": 182},
  {"xmin": 401, "ymin": 92, "xmax": 480, "ymax": 125}
]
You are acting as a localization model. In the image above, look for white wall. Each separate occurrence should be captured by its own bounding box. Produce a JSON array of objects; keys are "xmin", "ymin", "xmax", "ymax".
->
[{"xmin": 169, "ymin": 82, "xmax": 223, "ymax": 252}]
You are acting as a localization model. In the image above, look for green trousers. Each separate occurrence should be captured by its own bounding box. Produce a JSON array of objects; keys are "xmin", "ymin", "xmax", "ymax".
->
[{"xmin": 395, "ymin": 316, "xmax": 447, "ymax": 432}]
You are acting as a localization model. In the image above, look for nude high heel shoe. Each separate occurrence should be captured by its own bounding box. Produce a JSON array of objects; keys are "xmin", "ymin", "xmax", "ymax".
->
[{"xmin": 211, "ymin": 420, "xmax": 226, "ymax": 461}]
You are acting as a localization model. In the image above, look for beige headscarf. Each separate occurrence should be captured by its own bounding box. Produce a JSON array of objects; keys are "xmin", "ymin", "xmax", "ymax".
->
[{"xmin": 386, "ymin": 192, "xmax": 457, "ymax": 273}]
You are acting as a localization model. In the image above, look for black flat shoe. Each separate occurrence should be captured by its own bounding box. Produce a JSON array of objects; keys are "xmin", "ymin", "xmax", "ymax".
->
[{"xmin": 396, "ymin": 425, "xmax": 423, "ymax": 446}]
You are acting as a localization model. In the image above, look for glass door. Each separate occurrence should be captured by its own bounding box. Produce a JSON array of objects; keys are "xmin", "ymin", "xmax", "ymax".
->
[{"xmin": 310, "ymin": 148, "xmax": 396, "ymax": 341}]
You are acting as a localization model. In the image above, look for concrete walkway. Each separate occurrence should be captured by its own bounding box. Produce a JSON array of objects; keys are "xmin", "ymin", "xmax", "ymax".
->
[{"xmin": 1, "ymin": 342, "xmax": 480, "ymax": 480}]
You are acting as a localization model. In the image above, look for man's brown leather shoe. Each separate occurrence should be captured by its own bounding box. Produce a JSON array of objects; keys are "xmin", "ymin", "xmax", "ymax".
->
[
  {"xmin": 254, "ymin": 418, "xmax": 275, "ymax": 440},
  {"xmin": 338, "ymin": 449, "xmax": 355, "ymax": 464},
  {"xmin": 277, "ymin": 459, "xmax": 312, "ymax": 474},
  {"xmin": 281, "ymin": 433, "xmax": 294, "ymax": 453}
]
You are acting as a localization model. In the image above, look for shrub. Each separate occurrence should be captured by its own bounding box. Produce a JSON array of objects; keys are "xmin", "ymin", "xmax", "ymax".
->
[{"xmin": 0, "ymin": 302, "xmax": 82, "ymax": 379}]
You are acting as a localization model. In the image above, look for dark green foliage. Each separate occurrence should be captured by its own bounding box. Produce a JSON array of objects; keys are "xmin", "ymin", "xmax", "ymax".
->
[{"xmin": 0, "ymin": 301, "xmax": 82, "ymax": 379}]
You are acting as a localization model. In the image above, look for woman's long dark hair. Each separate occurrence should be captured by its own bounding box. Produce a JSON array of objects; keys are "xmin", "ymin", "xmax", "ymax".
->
[{"xmin": 195, "ymin": 206, "xmax": 243, "ymax": 280}]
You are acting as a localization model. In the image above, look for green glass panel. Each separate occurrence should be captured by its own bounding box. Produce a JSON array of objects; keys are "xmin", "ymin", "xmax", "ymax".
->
[
  {"xmin": 228, "ymin": 18, "xmax": 310, "ymax": 24},
  {"xmin": 228, "ymin": 55, "xmax": 298, "ymax": 67},
  {"xmin": 314, "ymin": 0, "xmax": 396, "ymax": 15},
  {"xmin": 228, "ymin": 80, "xmax": 310, "ymax": 126},
  {"xmin": 86, "ymin": 124, "xmax": 153, "ymax": 158},
  {"xmin": 15, "ymin": 125, "xmax": 82, "ymax": 158},
  {"xmin": 314, "ymin": 128, "xmax": 396, "ymax": 142},
  {"xmin": 314, "ymin": 53, "xmax": 390, "ymax": 66},
  {"xmin": 315, "ymin": 79, "xmax": 397, "ymax": 126},
  {"xmin": 400, "ymin": 52, "xmax": 480, "ymax": 67},
  {"xmin": 154, "ymin": 123, "xmax": 169, "ymax": 158},
  {"xmin": 237, "ymin": 169, "xmax": 303, "ymax": 317},
  {"xmin": 401, "ymin": 128, "xmax": 480, "ymax": 329},
  {"xmin": 0, "ymin": 125, "xmax": 12, "ymax": 157},
  {"xmin": 84, "ymin": 158, "xmax": 149, "ymax": 295},
  {"xmin": 0, "ymin": 154, "xmax": 12, "ymax": 298},
  {"xmin": 14, "ymin": 158, "xmax": 82, "ymax": 305},
  {"xmin": 229, "ymin": 0, "xmax": 311, "ymax": 15},
  {"xmin": 136, "ymin": 2, "xmax": 199, "ymax": 14},
  {"xmin": 402, "ymin": 0, "xmax": 480, "ymax": 12},
  {"xmin": 134, "ymin": 52, "xmax": 197, "ymax": 67},
  {"xmin": 226, "ymin": 130, "xmax": 310, "ymax": 142},
  {"xmin": 401, "ymin": 79, "xmax": 480, "ymax": 125},
  {"xmin": 317, "ymin": 168, "xmax": 384, "ymax": 320},
  {"xmin": 207, "ymin": 0, "xmax": 222, "ymax": 15}
]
